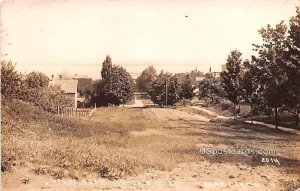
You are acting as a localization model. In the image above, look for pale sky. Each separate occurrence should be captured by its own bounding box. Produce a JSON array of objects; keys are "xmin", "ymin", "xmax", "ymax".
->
[{"xmin": 0, "ymin": 0, "xmax": 299, "ymax": 79}]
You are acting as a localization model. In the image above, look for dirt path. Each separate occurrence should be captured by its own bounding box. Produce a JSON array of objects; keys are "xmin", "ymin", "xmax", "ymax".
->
[
  {"xmin": 245, "ymin": 120, "xmax": 300, "ymax": 135},
  {"xmin": 124, "ymin": 99, "xmax": 145, "ymax": 108},
  {"xmin": 190, "ymin": 106, "xmax": 233, "ymax": 119}
]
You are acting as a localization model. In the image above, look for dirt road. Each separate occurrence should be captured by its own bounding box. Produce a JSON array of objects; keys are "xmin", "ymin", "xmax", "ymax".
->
[{"xmin": 3, "ymin": 107, "xmax": 300, "ymax": 191}]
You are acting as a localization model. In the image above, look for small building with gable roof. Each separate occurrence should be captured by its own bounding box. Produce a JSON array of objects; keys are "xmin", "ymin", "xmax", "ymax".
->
[{"xmin": 49, "ymin": 79, "xmax": 78, "ymax": 108}]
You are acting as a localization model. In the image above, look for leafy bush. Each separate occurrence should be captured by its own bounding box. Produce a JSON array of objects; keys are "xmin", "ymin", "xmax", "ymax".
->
[
  {"xmin": 1, "ymin": 61, "xmax": 73, "ymax": 113},
  {"xmin": 25, "ymin": 71, "xmax": 49, "ymax": 88},
  {"xmin": 1, "ymin": 61, "xmax": 26, "ymax": 100},
  {"xmin": 220, "ymin": 102, "xmax": 231, "ymax": 111},
  {"xmin": 34, "ymin": 86, "xmax": 74, "ymax": 113}
]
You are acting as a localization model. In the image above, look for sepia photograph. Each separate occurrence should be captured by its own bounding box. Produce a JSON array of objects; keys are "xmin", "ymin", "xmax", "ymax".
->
[{"xmin": 1, "ymin": 0, "xmax": 300, "ymax": 190}]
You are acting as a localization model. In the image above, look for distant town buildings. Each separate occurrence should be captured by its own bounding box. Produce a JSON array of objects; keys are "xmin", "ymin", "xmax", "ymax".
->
[
  {"xmin": 209, "ymin": 64, "xmax": 226, "ymax": 78},
  {"xmin": 211, "ymin": 72, "xmax": 221, "ymax": 78},
  {"xmin": 221, "ymin": 64, "xmax": 226, "ymax": 72},
  {"xmin": 195, "ymin": 64, "xmax": 226, "ymax": 82}
]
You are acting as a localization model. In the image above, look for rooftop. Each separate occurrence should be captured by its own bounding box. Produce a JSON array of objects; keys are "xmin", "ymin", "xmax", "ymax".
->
[{"xmin": 50, "ymin": 79, "xmax": 78, "ymax": 94}]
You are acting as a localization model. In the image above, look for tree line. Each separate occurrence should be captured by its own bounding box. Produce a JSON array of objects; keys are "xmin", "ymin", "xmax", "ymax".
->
[
  {"xmin": 134, "ymin": 66, "xmax": 200, "ymax": 106},
  {"xmin": 1, "ymin": 7, "xmax": 298, "ymax": 128},
  {"xmin": 122, "ymin": 7, "xmax": 299, "ymax": 127},
  {"xmin": 200, "ymin": 8, "xmax": 300, "ymax": 127},
  {"xmin": 90, "ymin": 60, "xmax": 200, "ymax": 107}
]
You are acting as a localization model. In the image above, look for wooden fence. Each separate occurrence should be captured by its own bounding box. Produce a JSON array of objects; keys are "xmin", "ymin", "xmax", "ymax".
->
[{"xmin": 58, "ymin": 107, "xmax": 92, "ymax": 118}]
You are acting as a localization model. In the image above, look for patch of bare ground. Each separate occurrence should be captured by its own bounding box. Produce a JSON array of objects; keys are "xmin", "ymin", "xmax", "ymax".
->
[{"xmin": 177, "ymin": 106, "xmax": 218, "ymax": 119}]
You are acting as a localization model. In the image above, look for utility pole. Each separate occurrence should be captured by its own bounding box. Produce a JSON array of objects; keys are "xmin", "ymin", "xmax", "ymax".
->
[
  {"xmin": 165, "ymin": 80, "xmax": 168, "ymax": 107},
  {"xmin": 57, "ymin": 104, "xmax": 60, "ymax": 115}
]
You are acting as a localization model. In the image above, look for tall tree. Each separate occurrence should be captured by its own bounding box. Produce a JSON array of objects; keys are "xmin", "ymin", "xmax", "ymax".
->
[
  {"xmin": 136, "ymin": 66, "xmax": 157, "ymax": 91},
  {"xmin": 103, "ymin": 65, "xmax": 133, "ymax": 106},
  {"xmin": 148, "ymin": 73, "xmax": 180, "ymax": 106},
  {"xmin": 101, "ymin": 55, "xmax": 112, "ymax": 80},
  {"xmin": 179, "ymin": 74, "xmax": 195, "ymax": 100},
  {"xmin": 284, "ymin": 7, "xmax": 300, "ymax": 126},
  {"xmin": 220, "ymin": 50, "xmax": 243, "ymax": 118},
  {"xmin": 199, "ymin": 73, "xmax": 223, "ymax": 103},
  {"xmin": 252, "ymin": 21, "xmax": 288, "ymax": 129},
  {"xmin": 240, "ymin": 59, "xmax": 261, "ymax": 122},
  {"xmin": 96, "ymin": 56, "xmax": 133, "ymax": 106}
]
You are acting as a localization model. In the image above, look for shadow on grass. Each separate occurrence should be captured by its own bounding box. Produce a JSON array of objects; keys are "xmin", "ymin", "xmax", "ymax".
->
[
  {"xmin": 212, "ymin": 119, "xmax": 298, "ymax": 136},
  {"xmin": 170, "ymin": 148, "xmax": 300, "ymax": 173},
  {"xmin": 251, "ymin": 115, "xmax": 300, "ymax": 130},
  {"xmin": 179, "ymin": 119, "xmax": 300, "ymax": 173}
]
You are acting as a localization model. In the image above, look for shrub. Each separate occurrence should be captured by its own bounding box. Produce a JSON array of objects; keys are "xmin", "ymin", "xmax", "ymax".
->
[
  {"xmin": 220, "ymin": 102, "xmax": 231, "ymax": 111},
  {"xmin": 1, "ymin": 61, "xmax": 26, "ymax": 100},
  {"xmin": 25, "ymin": 71, "xmax": 49, "ymax": 88},
  {"xmin": 37, "ymin": 86, "xmax": 73, "ymax": 113},
  {"xmin": 1, "ymin": 61, "xmax": 73, "ymax": 113}
]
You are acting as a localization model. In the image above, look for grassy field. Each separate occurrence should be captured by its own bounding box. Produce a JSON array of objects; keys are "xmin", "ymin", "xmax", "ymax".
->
[
  {"xmin": 2, "ymin": 99, "xmax": 300, "ymax": 190},
  {"xmin": 1, "ymin": 99, "xmax": 197, "ymax": 181}
]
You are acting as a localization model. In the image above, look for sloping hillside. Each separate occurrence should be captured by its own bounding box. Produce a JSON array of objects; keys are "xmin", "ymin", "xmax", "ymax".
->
[{"xmin": 1, "ymin": 100, "xmax": 185, "ymax": 183}]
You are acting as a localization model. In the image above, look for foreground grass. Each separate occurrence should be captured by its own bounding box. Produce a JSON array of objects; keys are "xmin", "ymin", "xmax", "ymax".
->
[
  {"xmin": 2, "ymin": 99, "xmax": 196, "ymax": 180},
  {"xmin": 3, "ymin": 100, "xmax": 300, "ymax": 191}
]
